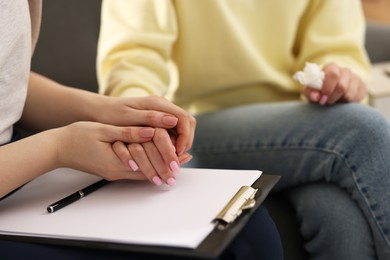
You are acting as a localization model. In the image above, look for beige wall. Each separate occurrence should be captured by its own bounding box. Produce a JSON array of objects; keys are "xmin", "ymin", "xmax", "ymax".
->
[{"xmin": 362, "ymin": 0, "xmax": 390, "ymax": 24}]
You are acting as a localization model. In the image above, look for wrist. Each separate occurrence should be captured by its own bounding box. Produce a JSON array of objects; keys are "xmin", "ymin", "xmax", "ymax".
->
[
  {"xmin": 84, "ymin": 93, "xmax": 110, "ymax": 123},
  {"xmin": 45, "ymin": 127, "xmax": 67, "ymax": 169}
]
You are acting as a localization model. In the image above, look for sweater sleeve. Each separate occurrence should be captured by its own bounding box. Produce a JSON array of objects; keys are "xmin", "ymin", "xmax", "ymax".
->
[
  {"xmin": 292, "ymin": 0, "xmax": 371, "ymax": 82},
  {"xmin": 97, "ymin": 0, "xmax": 178, "ymax": 98}
]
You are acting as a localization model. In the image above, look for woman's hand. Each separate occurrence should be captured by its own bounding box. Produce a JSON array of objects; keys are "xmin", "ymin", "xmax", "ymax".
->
[
  {"xmin": 302, "ymin": 63, "xmax": 367, "ymax": 105},
  {"xmin": 55, "ymin": 121, "xmax": 158, "ymax": 181},
  {"xmin": 112, "ymin": 128, "xmax": 193, "ymax": 186},
  {"xmin": 93, "ymin": 95, "xmax": 196, "ymax": 156}
]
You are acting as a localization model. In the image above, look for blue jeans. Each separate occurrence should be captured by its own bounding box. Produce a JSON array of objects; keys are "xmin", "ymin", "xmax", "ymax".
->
[{"xmin": 186, "ymin": 102, "xmax": 390, "ymax": 260}]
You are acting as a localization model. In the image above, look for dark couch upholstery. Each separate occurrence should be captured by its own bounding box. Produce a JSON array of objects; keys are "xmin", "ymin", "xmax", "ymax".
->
[
  {"xmin": 31, "ymin": 0, "xmax": 101, "ymax": 90},
  {"xmin": 31, "ymin": 1, "xmax": 390, "ymax": 259}
]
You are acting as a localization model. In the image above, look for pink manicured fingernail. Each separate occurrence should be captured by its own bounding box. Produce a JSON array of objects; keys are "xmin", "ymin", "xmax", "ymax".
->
[
  {"xmin": 166, "ymin": 177, "xmax": 176, "ymax": 186},
  {"xmin": 170, "ymin": 161, "xmax": 180, "ymax": 173},
  {"xmin": 128, "ymin": 160, "xmax": 139, "ymax": 171},
  {"xmin": 152, "ymin": 176, "xmax": 163, "ymax": 186},
  {"xmin": 162, "ymin": 115, "xmax": 178, "ymax": 126},
  {"xmin": 319, "ymin": 95, "xmax": 328, "ymax": 105},
  {"xmin": 139, "ymin": 128, "xmax": 155, "ymax": 138}
]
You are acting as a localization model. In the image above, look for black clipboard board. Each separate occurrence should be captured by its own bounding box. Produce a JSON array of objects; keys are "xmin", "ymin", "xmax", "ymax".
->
[{"xmin": 0, "ymin": 174, "xmax": 280, "ymax": 259}]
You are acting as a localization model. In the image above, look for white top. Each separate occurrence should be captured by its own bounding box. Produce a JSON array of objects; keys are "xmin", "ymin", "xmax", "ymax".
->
[{"xmin": 0, "ymin": 0, "xmax": 32, "ymax": 144}]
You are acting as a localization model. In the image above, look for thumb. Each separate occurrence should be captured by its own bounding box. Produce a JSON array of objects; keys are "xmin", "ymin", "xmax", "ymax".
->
[{"xmin": 103, "ymin": 125, "xmax": 155, "ymax": 143}]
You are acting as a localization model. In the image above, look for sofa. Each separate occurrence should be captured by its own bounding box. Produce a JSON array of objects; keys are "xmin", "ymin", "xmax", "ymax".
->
[{"xmin": 31, "ymin": 1, "xmax": 390, "ymax": 259}]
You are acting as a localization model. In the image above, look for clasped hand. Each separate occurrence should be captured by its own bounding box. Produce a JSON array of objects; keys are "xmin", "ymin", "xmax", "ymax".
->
[{"xmin": 58, "ymin": 95, "xmax": 196, "ymax": 186}]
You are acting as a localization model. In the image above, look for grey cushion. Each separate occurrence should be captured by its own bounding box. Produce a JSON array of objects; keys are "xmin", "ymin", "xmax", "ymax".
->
[
  {"xmin": 31, "ymin": 0, "xmax": 101, "ymax": 92},
  {"xmin": 365, "ymin": 22, "xmax": 390, "ymax": 63}
]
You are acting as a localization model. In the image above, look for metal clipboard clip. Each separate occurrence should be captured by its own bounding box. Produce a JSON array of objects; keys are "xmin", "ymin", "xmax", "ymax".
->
[{"xmin": 214, "ymin": 186, "xmax": 258, "ymax": 230}]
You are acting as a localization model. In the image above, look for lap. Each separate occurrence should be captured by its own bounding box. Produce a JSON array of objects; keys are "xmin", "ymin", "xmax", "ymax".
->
[{"xmin": 187, "ymin": 102, "xmax": 388, "ymax": 190}]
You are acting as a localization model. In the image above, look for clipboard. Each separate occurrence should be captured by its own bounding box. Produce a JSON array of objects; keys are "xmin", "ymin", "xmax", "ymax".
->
[{"xmin": 0, "ymin": 168, "xmax": 280, "ymax": 259}]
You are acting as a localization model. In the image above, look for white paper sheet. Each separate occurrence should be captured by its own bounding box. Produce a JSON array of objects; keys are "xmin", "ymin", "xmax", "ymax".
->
[{"xmin": 0, "ymin": 168, "xmax": 261, "ymax": 249}]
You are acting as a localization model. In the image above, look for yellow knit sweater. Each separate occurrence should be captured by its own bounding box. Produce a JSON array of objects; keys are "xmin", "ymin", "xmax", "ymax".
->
[{"xmin": 97, "ymin": 0, "xmax": 370, "ymax": 115}]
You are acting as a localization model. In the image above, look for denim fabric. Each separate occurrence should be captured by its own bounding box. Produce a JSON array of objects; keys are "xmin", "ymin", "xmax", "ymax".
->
[
  {"xmin": 286, "ymin": 183, "xmax": 376, "ymax": 260},
  {"xmin": 186, "ymin": 102, "xmax": 390, "ymax": 260}
]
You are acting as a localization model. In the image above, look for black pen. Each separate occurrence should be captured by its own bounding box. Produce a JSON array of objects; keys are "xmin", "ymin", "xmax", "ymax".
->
[{"xmin": 47, "ymin": 179, "xmax": 109, "ymax": 213}]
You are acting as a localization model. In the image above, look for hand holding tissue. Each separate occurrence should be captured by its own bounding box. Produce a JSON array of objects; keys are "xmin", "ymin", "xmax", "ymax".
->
[{"xmin": 293, "ymin": 62, "xmax": 325, "ymax": 90}]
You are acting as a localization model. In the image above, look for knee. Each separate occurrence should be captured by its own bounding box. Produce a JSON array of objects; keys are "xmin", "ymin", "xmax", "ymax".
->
[
  {"xmin": 287, "ymin": 183, "xmax": 375, "ymax": 258},
  {"xmin": 325, "ymin": 104, "xmax": 390, "ymax": 158},
  {"xmin": 289, "ymin": 183, "xmax": 368, "ymax": 230},
  {"xmin": 336, "ymin": 104, "xmax": 390, "ymax": 138}
]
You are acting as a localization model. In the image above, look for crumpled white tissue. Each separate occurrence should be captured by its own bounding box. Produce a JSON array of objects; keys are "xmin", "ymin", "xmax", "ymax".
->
[{"xmin": 293, "ymin": 62, "xmax": 325, "ymax": 90}]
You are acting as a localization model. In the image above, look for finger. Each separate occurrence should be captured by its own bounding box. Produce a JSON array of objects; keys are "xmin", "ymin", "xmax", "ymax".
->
[
  {"xmin": 321, "ymin": 63, "xmax": 340, "ymax": 104},
  {"xmin": 355, "ymin": 77, "xmax": 367, "ymax": 102},
  {"xmin": 175, "ymin": 114, "xmax": 196, "ymax": 156},
  {"xmin": 168, "ymin": 129, "xmax": 179, "ymax": 153},
  {"xmin": 128, "ymin": 143, "xmax": 163, "ymax": 186},
  {"xmin": 109, "ymin": 142, "xmax": 147, "ymax": 182},
  {"xmin": 341, "ymin": 74, "xmax": 359, "ymax": 102},
  {"xmin": 179, "ymin": 152, "xmax": 193, "ymax": 166},
  {"xmin": 101, "ymin": 125, "xmax": 155, "ymax": 143},
  {"xmin": 327, "ymin": 68, "xmax": 351, "ymax": 104},
  {"xmin": 131, "ymin": 96, "xmax": 185, "ymax": 115},
  {"xmin": 112, "ymin": 141, "xmax": 137, "ymax": 170},
  {"xmin": 153, "ymin": 129, "xmax": 180, "ymax": 173},
  {"xmin": 122, "ymin": 109, "xmax": 179, "ymax": 129},
  {"xmin": 343, "ymin": 74, "xmax": 366, "ymax": 102},
  {"xmin": 99, "ymin": 145, "xmax": 145, "ymax": 181},
  {"xmin": 142, "ymin": 141, "xmax": 176, "ymax": 186},
  {"xmin": 131, "ymin": 96, "xmax": 196, "ymax": 156}
]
